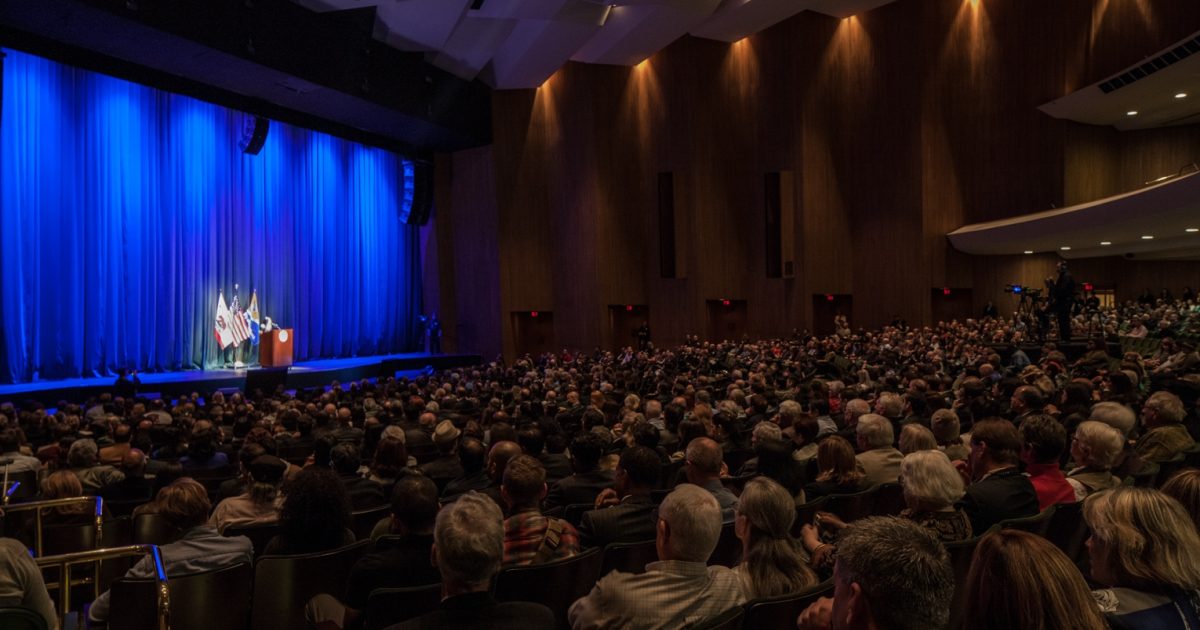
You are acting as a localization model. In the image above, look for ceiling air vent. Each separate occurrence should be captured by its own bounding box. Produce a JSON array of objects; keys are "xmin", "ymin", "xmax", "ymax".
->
[{"xmin": 1099, "ymin": 35, "xmax": 1200, "ymax": 93}]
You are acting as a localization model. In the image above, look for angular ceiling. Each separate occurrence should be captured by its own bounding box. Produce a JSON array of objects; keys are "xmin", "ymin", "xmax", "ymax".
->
[{"xmin": 294, "ymin": 0, "xmax": 900, "ymax": 89}]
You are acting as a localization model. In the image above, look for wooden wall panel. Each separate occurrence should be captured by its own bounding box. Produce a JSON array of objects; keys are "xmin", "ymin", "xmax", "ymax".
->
[{"xmin": 462, "ymin": 0, "xmax": 1200, "ymax": 359}]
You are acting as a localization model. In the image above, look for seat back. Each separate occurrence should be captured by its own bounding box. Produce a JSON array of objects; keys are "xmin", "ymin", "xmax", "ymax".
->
[
  {"xmin": 942, "ymin": 530, "xmax": 990, "ymax": 630},
  {"xmin": 109, "ymin": 561, "xmax": 252, "ymax": 630},
  {"xmin": 1183, "ymin": 443, "xmax": 1200, "ymax": 469},
  {"xmin": 722, "ymin": 449, "xmax": 755, "ymax": 475},
  {"xmin": 743, "ymin": 580, "xmax": 833, "ymax": 629},
  {"xmin": 132, "ymin": 513, "xmax": 182, "ymax": 546},
  {"xmin": 249, "ymin": 540, "xmax": 372, "ymax": 630},
  {"xmin": 708, "ymin": 522, "xmax": 742, "ymax": 568},
  {"xmin": 493, "ymin": 546, "xmax": 604, "ymax": 630},
  {"xmin": 1129, "ymin": 462, "xmax": 1159, "ymax": 488},
  {"xmin": 690, "ymin": 605, "xmax": 744, "ymax": 630},
  {"xmin": 562, "ymin": 503, "xmax": 593, "ymax": 527},
  {"xmin": 872, "ymin": 482, "xmax": 906, "ymax": 516},
  {"xmin": 823, "ymin": 486, "xmax": 877, "ymax": 523},
  {"xmin": 998, "ymin": 505, "xmax": 1057, "ymax": 538},
  {"xmin": 352, "ymin": 505, "xmax": 391, "ymax": 540},
  {"xmin": 223, "ymin": 522, "xmax": 282, "ymax": 558},
  {"xmin": 600, "ymin": 539, "xmax": 658, "ymax": 577},
  {"xmin": 2, "ymin": 470, "xmax": 40, "ymax": 503},
  {"xmin": 0, "ymin": 606, "xmax": 47, "ymax": 630},
  {"xmin": 1044, "ymin": 501, "xmax": 1088, "ymax": 564},
  {"xmin": 720, "ymin": 474, "xmax": 755, "ymax": 497},
  {"xmin": 363, "ymin": 583, "xmax": 442, "ymax": 630},
  {"xmin": 792, "ymin": 497, "xmax": 826, "ymax": 537},
  {"xmin": 1155, "ymin": 453, "xmax": 1188, "ymax": 488},
  {"xmin": 658, "ymin": 460, "xmax": 684, "ymax": 489}
]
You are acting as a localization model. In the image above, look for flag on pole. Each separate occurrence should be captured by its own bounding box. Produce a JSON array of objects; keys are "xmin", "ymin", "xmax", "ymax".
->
[
  {"xmin": 246, "ymin": 291, "xmax": 261, "ymax": 345},
  {"xmin": 214, "ymin": 292, "xmax": 236, "ymax": 349},
  {"xmin": 229, "ymin": 292, "xmax": 250, "ymax": 346}
]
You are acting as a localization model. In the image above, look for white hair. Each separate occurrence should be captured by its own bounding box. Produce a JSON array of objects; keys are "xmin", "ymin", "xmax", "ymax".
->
[
  {"xmin": 434, "ymin": 492, "xmax": 504, "ymax": 589},
  {"xmin": 753, "ymin": 421, "xmax": 783, "ymax": 444},
  {"xmin": 1089, "ymin": 402, "xmax": 1136, "ymax": 437},
  {"xmin": 1073, "ymin": 421, "xmax": 1125, "ymax": 469},
  {"xmin": 857, "ymin": 414, "xmax": 894, "ymax": 449},
  {"xmin": 900, "ymin": 450, "xmax": 964, "ymax": 508},
  {"xmin": 659, "ymin": 484, "xmax": 722, "ymax": 563}
]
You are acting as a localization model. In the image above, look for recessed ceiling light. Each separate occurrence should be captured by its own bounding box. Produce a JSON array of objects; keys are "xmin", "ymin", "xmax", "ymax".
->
[
  {"xmin": 1176, "ymin": 93, "xmax": 1188, "ymax": 99},
  {"xmin": 1023, "ymin": 250, "xmax": 1033, "ymax": 255},
  {"xmin": 1060, "ymin": 246, "xmax": 1071, "ymax": 251},
  {"xmin": 1141, "ymin": 235, "xmax": 1154, "ymax": 240},
  {"xmin": 1187, "ymin": 228, "xmax": 1199, "ymax": 233},
  {"xmin": 1100, "ymin": 241, "xmax": 1111, "ymax": 245},
  {"xmin": 1126, "ymin": 110, "xmax": 1139, "ymax": 116}
]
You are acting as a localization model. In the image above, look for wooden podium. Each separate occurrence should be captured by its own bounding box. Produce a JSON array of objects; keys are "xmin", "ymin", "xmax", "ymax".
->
[{"xmin": 260, "ymin": 329, "xmax": 294, "ymax": 368}]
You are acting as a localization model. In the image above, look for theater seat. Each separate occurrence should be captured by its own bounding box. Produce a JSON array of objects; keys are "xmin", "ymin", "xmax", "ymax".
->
[
  {"xmin": 1128, "ymin": 462, "xmax": 1159, "ymax": 488},
  {"xmin": 109, "ymin": 561, "xmax": 252, "ymax": 630},
  {"xmin": 691, "ymin": 605, "xmax": 744, "ymax": 630},
  {"xmin": 600, "ymin": 539, "xmax": 657, "ymax": 577},
  {"xmin": 561, "ymin": 503, "xmax": 593, "ymax": 527},
  {"xmin": 363, "ymin": 583, "xmax": 442, "ymax": 630},
  {"xmin": 223, "ymin": 522, "xmax": 282, "ymax": 557},
  {"xmin": 1154, "ymin": 453, "xmax": 1187, "ymax": 487},
  {"xmin": 822, "ymin": 486, "xmax": 877, "ymax": 523},
  {"xmin": 132, "ymin": 513, "xmax": 181, "ymax": 546},
  {"xmin": 942, "ymin": 528, "xmax": 995, "ymax": 630},
  {"xmin": 998, "ymin": 505, "xmax": 1057, "ymax": 538},
  {"xmin": 493, "ymin": 546, "xmax": 603, "ymax": 630},
  {"xmin": 249, "ymin": 540, "xmax": 371, "ymax": 630},
  {"xmin": 1044, "ymin": 501, "xmax": 1088, "ymax": 564},
  {"xmin": 351, "ymin": 506, "xmax": 390, "ymax": 541},
  {"xmin": 743, "ymin": 579, "xmax": 833, "ymax": 628},
  {"xmin": 872, "ymin": 483, "xmax": 906, "ymax": 516},
  {"xmin": 708, "ymin": 522, "xmax": 742, "ymax": 568},
  {"xmin": 792, "ymin": 497, "xmax": 827, "ymax": 538},
  {"xmin": 0, "ymin": 606, "xmax": 47, "ymax": 630}
]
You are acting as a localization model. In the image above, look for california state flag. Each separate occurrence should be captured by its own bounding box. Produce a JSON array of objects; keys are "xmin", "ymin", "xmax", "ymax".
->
[{"xmin": 214, "ymin": 292, "xmax": 236, "ymax": 349}]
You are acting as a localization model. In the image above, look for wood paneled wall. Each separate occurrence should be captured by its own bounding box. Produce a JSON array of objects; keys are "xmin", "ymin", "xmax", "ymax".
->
[{"xmin": 437, "ymin": 0, "xmax": 1200, "ymax": 357}]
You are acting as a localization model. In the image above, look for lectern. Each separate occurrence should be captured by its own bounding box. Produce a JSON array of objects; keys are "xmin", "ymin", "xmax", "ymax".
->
[{"xmin": 261, "ymin": 329, "xmax": 294, "ymax": 367}]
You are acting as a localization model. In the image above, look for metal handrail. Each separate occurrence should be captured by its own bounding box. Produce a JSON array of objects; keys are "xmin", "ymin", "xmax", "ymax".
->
[
  {"xmin": 0, "ymin": 496, "xmax": 105, "ymax": 557},
  {"xmin": 35, "ymin": 544, "xmax": 170, "ymax": 630}
]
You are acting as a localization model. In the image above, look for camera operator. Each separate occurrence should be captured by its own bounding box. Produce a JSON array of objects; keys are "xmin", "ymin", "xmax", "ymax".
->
[{"xmin": 1045, "ymin": 261, "xmax": 1076, "ymax": 341}]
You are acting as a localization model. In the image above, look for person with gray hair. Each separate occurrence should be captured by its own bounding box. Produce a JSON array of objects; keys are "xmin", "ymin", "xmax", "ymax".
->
[
  {"xmin": 854, "ymin": 414, "xmax": 902, "ymax": 486},
  {"xmin": 1135, "ymin": 391, "xmax": 1194, "ymax": 463},
  {"xmin": 1089, "ymin": 401, "xmax": 1137, "ymax": 437},
  {"xmin": 931, "ymin": 408, "xmax": 969, "ymax": 461},
  {"xmin": 568, "ymin": 484, "xmax": 745, "ymax": 629},
  {"xmin": 798, "ymin": 516, "xmax": 954, "ymax": 630},
  {"xmin": 1066, "ymin": 421, "xmax": 1124, "ymax": 501},
  {"xmin": 67, "ymin": 438, "xmax": 125, "ymax": 494},
  {"xmin": 392, "ymin": 492, "xmax": 554, "ymax": 630}
]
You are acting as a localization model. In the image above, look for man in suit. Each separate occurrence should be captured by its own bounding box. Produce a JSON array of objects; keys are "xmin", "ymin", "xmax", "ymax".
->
[
  {"xmin": 1046, "ymin": 261, "xmax": 1076, "ymax": 341},
  {"xmin": 545, "ymin": 432, "xmax": 614, "ymax": 510},
  {"xmin": 957, "ymin": 418, "xmax": 1039, "ymax": 533},
  {"xmin": 684, "ymin": 438, "xmax": 738, "ymax": 523},
  {"xmin": 332, "ymin": 443, "xmax": 386, "ymax": 510},
  {"xmin": 578, "ymin": 446, "xmax": 662, "ymax": 547},
  {"xmin": 1008, "ymin": 385, "xmax": 1045, "ymax": 427},
  {"xmin": 517, "ymin": 424, "xmax": 571, "ymax": 484},
  {"xmin": 390, "ymin": 492, "xmax": 554, "ymax": 630},
  {"xmin": 854, "ymin": 414, "xmax": 903, "ymax": 486},
  {"xmin": 442, "ymin": 437, "xmax": 491, "ymax": 501},
  {"xmin": 420, "ymin": 420, "xmax": 465, "ymax": 493}
]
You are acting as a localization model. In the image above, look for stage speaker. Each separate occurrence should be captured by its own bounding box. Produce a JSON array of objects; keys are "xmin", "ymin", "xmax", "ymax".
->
[
  {"xmin": 403, "ymin": 161, "xmax": 434, "ymax": 226},
  {"xmin": 245, "ymin": 367, "xmax": 289, "ymax": 396},
  {"xmin": 240, "ymin": 115, "xmax": 270, "ymax": 155}
]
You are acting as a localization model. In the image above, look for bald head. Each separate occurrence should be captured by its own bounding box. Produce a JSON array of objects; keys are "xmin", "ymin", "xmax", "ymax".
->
[
  {"xmin": 685, "ymin": 437, "xmax": 723, "ymax": 482},
  {"xmin": 122, "ymin": 448, "xmax": 147, "ymax": 475},
  {"xmin": 487, "ymin": 440, "xmax": 522, "ymax": 482}
]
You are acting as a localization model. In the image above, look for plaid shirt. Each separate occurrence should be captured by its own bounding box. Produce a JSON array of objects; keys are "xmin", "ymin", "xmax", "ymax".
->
[{"xmin": 502, "ymin": 509, "xmax": 580, "ymax": 567}]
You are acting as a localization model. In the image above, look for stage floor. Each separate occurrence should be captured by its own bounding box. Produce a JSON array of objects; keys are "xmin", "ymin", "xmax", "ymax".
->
[{"xmin": 0, "ymin": 352, "xmax": 482, "ymax": 405}]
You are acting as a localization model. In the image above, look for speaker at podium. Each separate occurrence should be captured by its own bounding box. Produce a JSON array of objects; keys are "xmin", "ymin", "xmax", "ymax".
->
[{"xmin": 260, "ymin": 328, "xmax": 294, "ymax": 368}]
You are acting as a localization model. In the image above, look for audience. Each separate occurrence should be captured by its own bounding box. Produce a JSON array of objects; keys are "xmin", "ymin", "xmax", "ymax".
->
[
  {"xmin": 545, "ymin": 432, "xmax": 614, "ymax": 510},
  {"xmin": 733, "ymin": 477, "xmax": 818, "ymax": 599},
  {"xmin": 331, "ymin": 443, "xmax": 386, "ymax": 510},
  {"xmin": 797, "ymin": 516, "xmax": 955, "ymax": 630},
  {"xmin": 931, "ymin": 409, "xmax": 969, "ymax": 461},
  {"xmin": 958, "ymin": 418, "xmax": 1039, "ymax": 533},
  {"xmin": 500, "ymin": 455, "xmax": 580, "ymax": 566},
  {"xmin": 0, "ymin": 537, "xmax": 56, "ymax": 630},
  {"xmin": 264, "ymin": 466, "xmax": 355, "ymax": 555},
  {"xmin": 1066, "ymin": 420, "xmax": 1125, "ymax": 501},
  {"xmin": 569, "ymin": 484, "xmax": 745, "ymax": 629},
  {"xmin": 1161, "ymin": 468, "xmax": 1200, "ymax": 532},
  {"xmin": 898, "ymin": 423, "xmax": 936, "ymax": 455},
  {"xmin": 1135, "ymin": 391, "xmax": 1195, "ymax": 463},
  {"xmin": 391, "ymin": 492, "xmax": 554, "ymax": 629},
  {"xmin": 578, "ymin": 446, "xmax": 660, "ymax": 547},
  {"xmin": 209, "ymin": 455, "xmax": 286, "ymax": 533},
  {"xmin": 89, "ymin": 478, "xmax": 254, "ymax": 625},
  {"xmin": 804, "ymin": 436, "xmax": 869, "ymax": 500},
  {"xmin": 854, "ymin": 414, "xmax": 902, "ymax": 486},
  {"xmin": 962, "ymin": 529, "xmax": 1108, "ymax": 630},
  {"xmin": 684, "ymin": 437, "xmax": 739, "ymax": 522},
  {"xmin": 1085, "ymin": 487, "xmax": 1200, "ymax": 629},
  {"xmin": 1018, "ymin": 414, "xmax": 1077, "ymax": 510}
]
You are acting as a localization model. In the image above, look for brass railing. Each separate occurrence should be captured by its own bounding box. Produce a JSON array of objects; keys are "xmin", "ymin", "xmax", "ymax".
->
[
  {"xmin": 35, "ymin": 544, "xmax": 170, "ymax": 630},
  {"xmin": 0, "ymin": 495, "xmax": 104, "ymax": 556}
]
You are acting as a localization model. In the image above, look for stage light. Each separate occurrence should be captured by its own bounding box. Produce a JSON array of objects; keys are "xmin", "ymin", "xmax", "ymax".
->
[
  {"xmin": 1176, "ymin": 92, "xmax": 1188, "ymax": 99},
  {"xmin": 1141, "ymin": 235, "xmax": 1154, "ymax": 240},
  {"xmin": 1023, "ymin": 250, "xmax": 1033, "ymax": 254},
  {"xmin": 1126, "ymin": 110, "xmax": 1138, "ymax": 116},
  {"xmin": 1100, "ymin": 241, "xmax": 1111, "ymax": 245},
  {"xmin": 1060, "ymin": 246, "xmax": 1071, "ymax": 251},
  {"xmin": 1187, "ymin": 228, "xmax": 1199, "ymax": 233}
]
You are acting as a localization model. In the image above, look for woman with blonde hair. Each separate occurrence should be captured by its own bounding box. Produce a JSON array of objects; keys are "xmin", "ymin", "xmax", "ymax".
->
[
  {"xmin": 1085, "ymin": 487, "xmax": 1200, "ymax": 628},
  {"xmin": 1161, "ymin": 468, "xmax": 1200, "ymax": 533},
  {"xmin": 899, "ymin": 423, "xmax": 937, "ymax": 455},
  {"xmin": 895, "ymin": 450, "xmax": 972, "ymax": 542},
  {"xmin": 802, "ymin": 435, "xmax": 869, "ymax": 500},
  {"xmin": 733, "ymin": 477, "xmax": 819, "ymax": 599},
  {"xmin": 962, "ymin": 529, "xmax": 1108, "ymax": 630}
]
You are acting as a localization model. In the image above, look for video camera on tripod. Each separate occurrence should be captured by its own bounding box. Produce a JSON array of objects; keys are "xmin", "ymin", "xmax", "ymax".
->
[{"xmin": 1004, "ymin": 284, "xmax": 1042, "ymax": 302}]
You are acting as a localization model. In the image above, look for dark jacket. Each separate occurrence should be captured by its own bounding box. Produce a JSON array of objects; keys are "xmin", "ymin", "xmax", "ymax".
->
[
  {"xmin": 957, "ymin": 467, "xmax": 1040, "ymax": 533},
  {"xmin": 341, "ymin": 474, "xmax": 388, "ymax": 510},
  {"xmin": 420, "ymin": 456, "xmax": 465, "ymax": 493},
  {"xmin": 389, "ymin": 591, "xmax": 554, "ymax": 630},
  {"xmin": 345, "ymin": 533, "xmax": 441, "ymax": 611},
  {"xmin": 577, "ymin": 495, "xmax": 657, "ymax": 548},
  {"xmin": 545, "ymin": 470, "xmax": 615, "ymax": 510}
]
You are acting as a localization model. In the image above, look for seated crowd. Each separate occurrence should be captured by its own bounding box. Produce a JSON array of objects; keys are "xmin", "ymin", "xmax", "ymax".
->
[{"xmin": 0, "ymin": 294, "xmax": 1199, "ymax": 629}]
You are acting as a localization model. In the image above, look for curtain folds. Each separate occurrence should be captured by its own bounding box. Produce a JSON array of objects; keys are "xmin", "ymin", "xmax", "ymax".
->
[{"xmin": 0, "ymin": 49, "xmax": 422, "ymax": 383}]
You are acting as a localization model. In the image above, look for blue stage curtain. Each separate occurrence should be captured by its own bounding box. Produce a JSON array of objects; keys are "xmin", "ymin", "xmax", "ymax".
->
[{"xmin": 0, "ymin": 49, "xmax": 423, "ymax": 383}]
